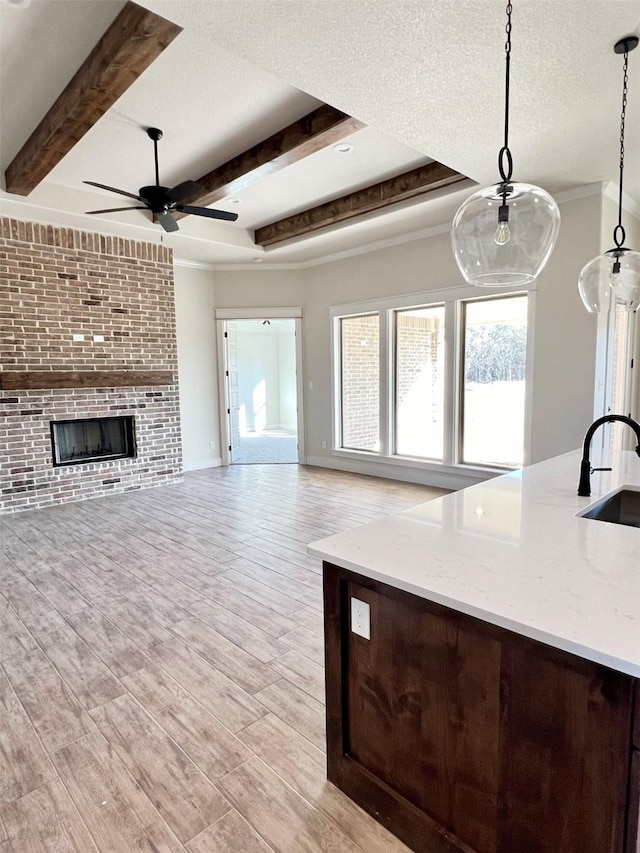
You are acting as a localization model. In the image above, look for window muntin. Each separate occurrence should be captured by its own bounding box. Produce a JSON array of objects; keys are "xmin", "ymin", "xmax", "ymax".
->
[
  {"xmin": 394, "ymin": 305, "xmax": 445, "ymax": 460},
  {"xmin": 461, "ymin": 294, "xmax": 528, "ymax": 468},
  {"xmin": 340, "ymin": 314, "xmax": 380, "ymax": 452}
]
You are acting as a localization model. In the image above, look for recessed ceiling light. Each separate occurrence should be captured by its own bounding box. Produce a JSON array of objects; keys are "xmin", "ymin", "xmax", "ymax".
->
[
  {"xmin": 253, "ymin": 258, "xmax": 264, "ymax": 264},
  {"xmin": 333, "ymin": 143, "xmax": 353, "ymax": 154},
  {"xmin": 228, "ymin": 198, "xmax": 241, "ymax": 205},
  {"xmin": 1, "ymin": 0, "xmax": 31, "ymax": 7}
]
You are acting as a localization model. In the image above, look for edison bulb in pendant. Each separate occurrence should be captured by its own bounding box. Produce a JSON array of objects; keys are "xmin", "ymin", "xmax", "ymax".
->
[
  {"xmin": 494, "ymin": 202, "xmax": 511, "ymax": 246},
  {"xmin": 494, "ymin": 220, "xmax": 511, "ymax": 245},
  {"xmin": 608, "ymin": 260, "xmax": 621, "ymax": 290}
]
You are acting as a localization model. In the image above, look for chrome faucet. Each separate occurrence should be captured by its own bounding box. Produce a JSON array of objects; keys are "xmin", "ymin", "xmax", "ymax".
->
[{"xmin": 577, "ymin": 414, "xmax": 640, "ymax": 496}]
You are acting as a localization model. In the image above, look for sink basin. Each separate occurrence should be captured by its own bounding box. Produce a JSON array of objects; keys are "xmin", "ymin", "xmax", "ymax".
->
[{"xmin": 579, "ymin": 487, "xmax": 640, "ymax": 528}]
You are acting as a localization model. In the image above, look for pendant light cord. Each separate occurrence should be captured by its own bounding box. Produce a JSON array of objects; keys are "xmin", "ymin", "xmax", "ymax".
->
[
  {"xmin": 614, "ymin": 48, "xmax": 630, "ymax": 248},
  {"xmin": 498, "ymin": 1, "xmax": 513, "ymax": 185}
]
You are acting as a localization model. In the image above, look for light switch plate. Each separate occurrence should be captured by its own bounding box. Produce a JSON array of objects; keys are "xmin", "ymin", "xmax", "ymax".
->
[{"xmin": 351, "ymin": 597, "xmax": 370, "ymax": 640}]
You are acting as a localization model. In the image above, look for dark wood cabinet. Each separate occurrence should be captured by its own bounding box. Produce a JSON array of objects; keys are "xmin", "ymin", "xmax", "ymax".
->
[
  {"xmin": 628, "ymin": 751, "xmax": 639, "ymax": 853},
  {"xmin": 323, "ymin": 561, "xmax": 639, "ymax": 853}
]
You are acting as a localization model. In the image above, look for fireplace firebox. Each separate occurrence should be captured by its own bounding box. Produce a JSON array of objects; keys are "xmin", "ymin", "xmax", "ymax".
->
[{"xmin": 50, "ymin": 416, "xmax": 136, "ymax": 466}]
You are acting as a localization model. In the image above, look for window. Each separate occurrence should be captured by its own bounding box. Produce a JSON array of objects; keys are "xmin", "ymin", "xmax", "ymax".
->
[
  {"xmin": 461, "ymin": 295, "xmax": 528, "ymax": 468},
  {"xmin": 601, "ymin": 301, "xmax": 637, "ymax": 452},
  {"xmin": 395, "ymin": 306, "xmax": 445, "ymax": 459},
  {"xmin": 333, "ymin": 289, "xmax": 531, "ymax": 471},
  {"xmin": 340, "ymin": 314, "xmax": 379, "ymax": 451}
]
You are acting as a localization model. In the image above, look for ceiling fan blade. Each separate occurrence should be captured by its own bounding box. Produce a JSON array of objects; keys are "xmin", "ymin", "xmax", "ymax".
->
[
  {"xmin": 176, "ymin": 204, "xmax": 238, "ymax": 222},
  {"xmin": 157, "ymin": 212, "xmax": 179, "ymax": 233},
  {"xmin": 83, "ymin": 181, "xmax": 142, "ymax": 201},
  {"xmin": 168, "ymin": 180, "xmax": 203, "ymax": 202},
  {"xmin": 85, "ymin": 206, "xmax": 148, "ymax": 214}
]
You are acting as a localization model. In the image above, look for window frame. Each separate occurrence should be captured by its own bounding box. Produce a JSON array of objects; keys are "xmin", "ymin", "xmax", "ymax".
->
[{"xmin": 330, "ymin": 283, "xmax": 536, "ymax": 476}]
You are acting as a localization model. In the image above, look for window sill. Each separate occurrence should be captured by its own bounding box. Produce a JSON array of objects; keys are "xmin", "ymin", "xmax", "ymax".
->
[{"xmin": 329, "ymin": 447, "xmax": 512, "ymax": 484}]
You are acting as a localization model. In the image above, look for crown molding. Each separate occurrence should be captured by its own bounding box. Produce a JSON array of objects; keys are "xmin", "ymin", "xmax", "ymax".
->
[
  {"xmin": 553, "ymin": 182, "xmax": 604, "ymax": 204},
  {"xmin": 206, "ymin": 183, "xmax": 607, "ymax": 273},
  {"xmin": 173, "ymin": 258, "xmax": 216, "ymax": 270},
  {"xmin": 602, "ymin": 180, "xmax": 640, "ymax": 221}
]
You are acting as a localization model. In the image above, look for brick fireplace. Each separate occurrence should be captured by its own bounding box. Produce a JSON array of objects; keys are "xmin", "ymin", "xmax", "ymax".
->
[{"xmin": 0, "ymin": 217, "xmax": 182, "ymax": 513}]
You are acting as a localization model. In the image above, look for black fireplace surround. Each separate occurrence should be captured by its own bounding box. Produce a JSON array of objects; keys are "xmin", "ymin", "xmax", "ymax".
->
[{"xmin": 50, "ymin": 416, "xmax": 136, "ymax": 466}]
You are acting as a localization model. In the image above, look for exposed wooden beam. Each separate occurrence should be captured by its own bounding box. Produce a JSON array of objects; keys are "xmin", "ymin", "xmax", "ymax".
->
[
  {"xmin": 5, "ymin": 2, "xmax": 182, "ymax": 196},
  {"xmin": 255, "ymin": 162, "xmax": 468, "ymax": 247},
  {"xmin": 0, "ymin": 371, "xmax": 174, "ymax": 391},
  {"xmin": 174, "ymin": 105, "xmax": 364, "ymax": 218}
]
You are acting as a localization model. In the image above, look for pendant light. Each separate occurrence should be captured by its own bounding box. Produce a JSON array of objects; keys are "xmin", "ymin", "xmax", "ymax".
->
[
  {"xmin": 578, "ymin": 36, "xmax": 640, "ymax": 313},
  {"xmin": 451, "ymin": 1, "xmax": 561, "ymax": 286}
]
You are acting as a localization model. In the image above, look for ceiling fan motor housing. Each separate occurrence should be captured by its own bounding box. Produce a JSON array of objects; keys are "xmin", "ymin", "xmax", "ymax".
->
[{"xmin": 139, "ymin": 185, "xmax": 174, "ymax": 213}]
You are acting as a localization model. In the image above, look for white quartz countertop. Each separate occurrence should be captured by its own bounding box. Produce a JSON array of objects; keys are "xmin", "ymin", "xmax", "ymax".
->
[{"xmin": 308, "ymin": 450, "xmax": 640, "ymax": 677}]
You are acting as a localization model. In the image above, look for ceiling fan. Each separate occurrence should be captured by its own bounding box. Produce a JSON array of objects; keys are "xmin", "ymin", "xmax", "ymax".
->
[{"xmin": 84, "ymin": 127, "xmax": 238, "ymax": 233}]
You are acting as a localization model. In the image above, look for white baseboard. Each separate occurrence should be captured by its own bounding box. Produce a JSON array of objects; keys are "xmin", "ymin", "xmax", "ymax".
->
[
  {"xmin": 183, "ymin": 457, "xmax": 223, "ymax": 472},
  {"xmin": 304, "ymin": 455, "xmax": 495, "ymax": 491}
]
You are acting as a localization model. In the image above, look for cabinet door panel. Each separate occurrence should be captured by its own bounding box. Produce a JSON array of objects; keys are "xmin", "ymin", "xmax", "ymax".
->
[{"xmin": 497, "ymin": 643, "xmax": 630, "ymax": 853}]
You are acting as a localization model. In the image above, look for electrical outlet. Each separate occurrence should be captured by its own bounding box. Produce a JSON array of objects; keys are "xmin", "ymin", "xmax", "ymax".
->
[
  {"xmin": 351, "ymin": 597, "xmax": 370, "ymax": 640},
  {"xmin": 209, "ymin": 441, "xmax": 216, "ymax": 450},
  {"xmin": 321, "ymin": 440, "xmax": 327, "ymax": 449}
]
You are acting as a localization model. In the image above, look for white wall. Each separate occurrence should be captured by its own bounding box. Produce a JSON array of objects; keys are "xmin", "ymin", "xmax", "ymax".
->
[
  {"xmin": 527, "ymin": 192, "xmax": 600, "ymax": 462},
  {"xmin": 174, "ymin": 264, "xmax": 221, "ymax": 471},
  {"xmin": 277, "ymin": 327, "xmax": 297, "ymax": 430},
  {"xmin": 601, "ymin": 192, "xmax": 618, "ymax": 253},
  {"xmin": 624, "ymin": 207, "xmax": 640, "ymax": 413},
  {"xmin": 235, "ymin": 321, "xmax": 297, "ymax": 432},
  {"xmin": 236, "ymin": 323, "xmax": 282, "ymax": 432},
  {"xmin": 178, "ymin": 191, "xmax": 603, "ymax": 484}
]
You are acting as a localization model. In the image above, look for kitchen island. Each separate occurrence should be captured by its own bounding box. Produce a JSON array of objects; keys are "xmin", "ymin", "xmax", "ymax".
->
[{"xmin": 309, "ymin": 450, "xmax": 640, "ymax": 853}]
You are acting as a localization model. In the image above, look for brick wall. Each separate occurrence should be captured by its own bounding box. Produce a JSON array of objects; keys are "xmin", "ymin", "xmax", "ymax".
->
[
  {"xmin": 341, "ymin": 315, "xmax": 379, "ymax": 451},
  {"xmin": 396, "ymin": 314, "xmax": 442, "ymax": 423},
  {"xmin": 0, "ymin": 217, "xmax": 182, "ymax": 513}
]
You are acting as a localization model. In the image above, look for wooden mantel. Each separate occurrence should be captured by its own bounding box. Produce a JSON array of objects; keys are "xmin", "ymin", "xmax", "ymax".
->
[{"xmin": 0, "ymin": 371, "xmax": 174, "ymax": 391}]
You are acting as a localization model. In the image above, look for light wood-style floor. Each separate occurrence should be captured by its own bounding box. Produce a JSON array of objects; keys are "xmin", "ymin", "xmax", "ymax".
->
[{"xmin": 0, "ymin": 464, "xmax": 445, "ymax": 852}]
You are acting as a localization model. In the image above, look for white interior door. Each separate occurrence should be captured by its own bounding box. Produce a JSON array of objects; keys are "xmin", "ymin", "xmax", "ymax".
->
[
  {"xmin": 216, "ymin": 308, "xmax": 305, "ymax": 466},
  {"xmin": 225, "ymin": 322, "xmax": 241, "ymax": 462}
]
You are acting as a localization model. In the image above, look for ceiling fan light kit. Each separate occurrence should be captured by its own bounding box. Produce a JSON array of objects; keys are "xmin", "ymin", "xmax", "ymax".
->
[
  {"xmin": 578, "ymin": 36, "xmax": 640, "ymax": 314},
  {"xmin": 451, "ymin": 0, "xmax": 561, "ymax": 287},
  {"xmin": 84, "ymin": 127, "xmax": 238, "ymax": 233}
]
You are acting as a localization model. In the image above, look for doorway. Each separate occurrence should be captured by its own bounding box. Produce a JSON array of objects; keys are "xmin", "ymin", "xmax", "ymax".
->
[{"xmin": 221, "ymin": 318, "xmax": 301, "ymax": 464}]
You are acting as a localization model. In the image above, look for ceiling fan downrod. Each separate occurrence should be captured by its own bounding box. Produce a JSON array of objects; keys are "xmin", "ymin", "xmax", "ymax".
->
[{"xmin": 146, "ymin": 127, "xmax": 163, "ymax": 188}]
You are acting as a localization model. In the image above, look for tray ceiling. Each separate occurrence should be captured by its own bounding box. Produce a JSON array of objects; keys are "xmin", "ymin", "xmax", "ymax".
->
[{"xmin": 1, "ymin": 0, "xmax": 639, "ymax": 266}]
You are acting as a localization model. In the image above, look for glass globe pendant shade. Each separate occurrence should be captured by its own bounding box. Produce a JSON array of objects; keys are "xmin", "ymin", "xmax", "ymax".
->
[
  {"xmin": 578, "ymin": 248, "xmax": 640, "ymax": 313},
  {"xmin": 451, "ymin": 182, "xmax": 561, "ymax": 287}
]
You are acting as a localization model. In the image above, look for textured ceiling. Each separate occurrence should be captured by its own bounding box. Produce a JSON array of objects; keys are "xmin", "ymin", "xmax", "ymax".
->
[{"xmin": 1, "ymin": 0, "xmax": 639, "ymax": 265}]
